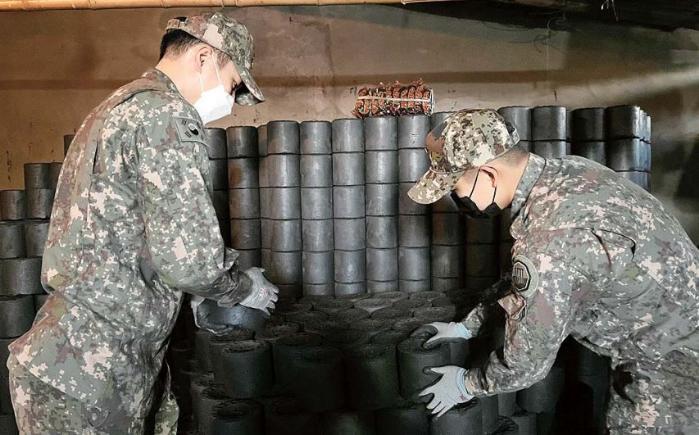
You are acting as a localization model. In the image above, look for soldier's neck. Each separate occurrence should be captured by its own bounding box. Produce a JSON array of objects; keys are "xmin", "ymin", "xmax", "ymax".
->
[
  {"xmin": 494, "ymin": 154, "xmax": 529, "ymax": 209},
  {"xmin": 155, "ymin": 60, "xmax": 199, "ymax": 106}
]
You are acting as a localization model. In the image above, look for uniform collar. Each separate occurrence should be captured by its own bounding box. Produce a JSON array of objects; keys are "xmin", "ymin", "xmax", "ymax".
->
[
  {"xmin": 143, "ymin": 68, "xmax": 180, "ymax": 94},
  {"xmin": 511, "ymin": 153, "xmax": 546, "ymax": 217}
]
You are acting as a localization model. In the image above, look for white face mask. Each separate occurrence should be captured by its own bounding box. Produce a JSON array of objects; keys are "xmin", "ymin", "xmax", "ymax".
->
[{"xmin": 194, "ymin": 60, "xmax": 235, "ymax": 125}]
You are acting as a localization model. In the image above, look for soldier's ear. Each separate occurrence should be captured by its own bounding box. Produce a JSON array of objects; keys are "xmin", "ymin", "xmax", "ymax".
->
[
  {"xmin": 480, "ymin": 165, "xmax": 499, "ymax": 187},
  {"xmin": 193, "ymin": 44, "xmax": 213, "ymax": 71},
  {"xmin": 453, "ymin": 169, "xmax": 477, "ymax": 196}
]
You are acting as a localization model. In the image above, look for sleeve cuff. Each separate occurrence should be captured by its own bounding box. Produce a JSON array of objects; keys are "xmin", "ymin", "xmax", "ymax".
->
[
  {"xmin": 217, "ymin": 272, "xmax": 253, "ymax": 307},
  {"xmin": 455, "ymin": 322, "xmax": 472, "ymax": 340},
  {"xmin": 464, "ymin": 368, "xmax": 485, "ymax": 396},
  {"xmin": 456, "ymin": 368, "xmax": 471, "ymax": 399}
]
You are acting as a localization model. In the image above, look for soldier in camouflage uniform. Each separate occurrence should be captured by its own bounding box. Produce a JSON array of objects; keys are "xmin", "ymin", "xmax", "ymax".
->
[
  {"xmin": 6, "ymin": 13, "xmax": 278, "ymax": 434},
  {"xmin": 410, "ymin": 109, "xmax": 699, "ymax": 434}
]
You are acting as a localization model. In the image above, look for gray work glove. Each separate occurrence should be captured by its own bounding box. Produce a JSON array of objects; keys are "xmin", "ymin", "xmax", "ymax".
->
[
  {"xmin": 412, "ymin": 322, "xmax": 472, "ymax": 348},
  {"xmin": 191, "ymin": 296, "xmax": 237, "ymax": 335},
  {"xmin": 239, "ymin": 267, "xmax": 279, "ymax": 316},
  {"xmin": 420, "ymin": 365, "xmax": 474, "ymax": 418}
]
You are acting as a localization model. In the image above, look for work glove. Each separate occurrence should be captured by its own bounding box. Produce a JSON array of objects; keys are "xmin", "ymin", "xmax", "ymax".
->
[
  {"xmin": 191, "ymin": 296, "xmax": 238, "ymax": 335},
  {"xmin": 412, "ymin": 322, "xmax": 472, "ymax": 348},
  {"xmin": 419, "ymin": 365, "xmax": 474, "ymax": 418},
  {"xmin": 239, "ymin": 267, "xmax": 279, "ymax": 316}
]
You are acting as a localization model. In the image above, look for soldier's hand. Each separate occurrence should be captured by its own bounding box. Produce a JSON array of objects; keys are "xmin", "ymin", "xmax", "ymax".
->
[
  {"xmin": 240, "ymin": 267, "xmax": 279, "ymax": 315},
  {"xmin": 191, "ymin": 296, "xmax": 241, "ymax": 335},
  {"xmin": 419, "ymin": 365, "xmax": 474, "ymax": 418},
  {"xmin": 411, "ymin": 322, "xmax": 472, "ymax": 349}
]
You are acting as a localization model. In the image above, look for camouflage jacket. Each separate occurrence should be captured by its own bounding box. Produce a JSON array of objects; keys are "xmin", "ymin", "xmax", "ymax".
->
[
  {"xmin": 9, "ymin": 69, "xmax": 251, "ymax": 410},
  {"xmin": 463, "ymin": 154, "xmax": 699, "ymax": 395}
]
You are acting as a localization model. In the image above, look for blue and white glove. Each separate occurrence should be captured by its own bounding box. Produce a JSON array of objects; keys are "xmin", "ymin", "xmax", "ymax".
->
[
  {"xmin": 239, "ymin": 267, "xmax": 279, "ymax": 316},
  {"xmin": 419, "ymin": 366, "xmax": 474, "ymax": 418},
  {"xmin": 412, "ymin": 322, "xmax": 472, "ymax": 348}
]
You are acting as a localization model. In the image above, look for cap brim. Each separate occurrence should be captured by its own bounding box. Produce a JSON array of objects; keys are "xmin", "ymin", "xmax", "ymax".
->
[
  {"xmin": 408, "ymin": 168, "xmax": 464, "ymax": 205},
  {"xmin": 235, "ymin": 66, "xmax": 265, "ymax": 106}
]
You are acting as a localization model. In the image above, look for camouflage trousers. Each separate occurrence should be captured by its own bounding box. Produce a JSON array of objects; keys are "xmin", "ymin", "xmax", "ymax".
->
[
  {"xmin": 607, "ymin": 350, "xmax": 699, "ymax": 435},
  {"xmin": 6, "ymin": 355, "xmax": 179, "ymax": 435}
]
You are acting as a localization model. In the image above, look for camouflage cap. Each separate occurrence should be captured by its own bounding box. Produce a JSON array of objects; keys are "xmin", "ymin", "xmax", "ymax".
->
[
  {"xmin": 408, "ymin": 109, "xmax": 520, "ymax": 204},
  {"xmin": 166, "ymin": 12, "xmax": 265, "ymax": 106}
]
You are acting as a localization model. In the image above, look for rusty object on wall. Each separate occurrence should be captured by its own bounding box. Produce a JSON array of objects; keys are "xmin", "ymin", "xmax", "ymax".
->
[{"xmin": 353, "ymin": 80, "xmax": 434, "ymax": 119}]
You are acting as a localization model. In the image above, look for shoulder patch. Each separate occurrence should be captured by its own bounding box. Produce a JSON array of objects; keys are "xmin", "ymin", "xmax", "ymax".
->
[
  {"xmin": 511, "ymin": 255, "xmax": 539, "ymax": 295},
  {"xmin": 173, "ymin": 116, "xmax": 205, "ymax": 143}
]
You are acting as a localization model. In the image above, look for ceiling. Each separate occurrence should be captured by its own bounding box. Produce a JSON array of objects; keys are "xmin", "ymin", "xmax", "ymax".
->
[{"xmin": 406, "ymin": 0, "xmax": 699, "ymax": 31}]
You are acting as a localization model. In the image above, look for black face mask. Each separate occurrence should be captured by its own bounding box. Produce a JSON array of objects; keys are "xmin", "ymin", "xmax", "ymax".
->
[{"xmin": 451, "ymin": 170, "xmax": 503, "ymax": 219}]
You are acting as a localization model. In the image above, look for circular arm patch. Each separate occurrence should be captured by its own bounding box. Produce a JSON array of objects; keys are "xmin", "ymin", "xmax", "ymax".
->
[{"xmin": 511, "ymin": 254, "xmax": 539, "ymax": 296}]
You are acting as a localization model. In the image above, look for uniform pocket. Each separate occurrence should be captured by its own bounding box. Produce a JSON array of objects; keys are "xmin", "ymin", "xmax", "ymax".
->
[
  {"xmin": 498, "ymin": 292, "xmax": 527, "ymax": 322},
  {"xmin": 590, "ymin": 228, "xmax": 637, "ymax": 276},
  {"xmin": 53, "ymin": 304, "xmax": 122, "ymax": 407},
  {"xmin": 498, "ymin": 292, "xmax": 531, "ymax": 352}
]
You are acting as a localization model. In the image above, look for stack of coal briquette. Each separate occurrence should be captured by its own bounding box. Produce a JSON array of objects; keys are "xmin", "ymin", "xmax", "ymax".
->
[
  {"xmin": 0, "ymin": 105, "xmax": 651, "ymax": 434},
  {"xmin": 168, "ymin": 291, "xmax": 532, "ymax": 435},
  {"xmin": 176, "ymin": 107, "xmax": 650, "ymax": 434},
  {"xmin": 499, "ymin": 105, "xmax": 652, "ymax": 191}
]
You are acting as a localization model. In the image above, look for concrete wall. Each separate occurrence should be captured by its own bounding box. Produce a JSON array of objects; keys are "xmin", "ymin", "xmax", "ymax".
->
[{"xmin": 1, "ymin": 6, "xmax": 698, "ymax": 240}]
